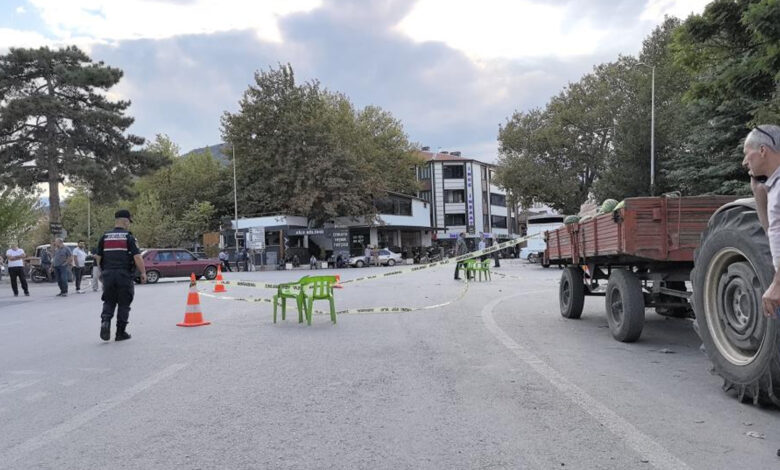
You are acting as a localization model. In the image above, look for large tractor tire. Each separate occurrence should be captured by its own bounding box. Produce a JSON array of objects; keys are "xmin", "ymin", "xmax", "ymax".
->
[{"xmin": 691, "ymin": 208, "xmax": 780, "ymax": 406}]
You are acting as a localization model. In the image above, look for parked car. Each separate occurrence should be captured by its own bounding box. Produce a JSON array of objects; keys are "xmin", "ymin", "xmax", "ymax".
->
[
  {"xmin": 137, "ymin": 249, "xmax": 220, "ymax": 284},
  {"xmin": 348, "ymin": 249, "xmax": 403, "ymax": 267}
]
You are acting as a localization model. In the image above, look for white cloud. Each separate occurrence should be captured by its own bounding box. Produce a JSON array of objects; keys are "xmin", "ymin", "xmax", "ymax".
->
[
  {"xmin": 396, "ymin": 0, "xmax": 607, "ymax": 60},
  {"xmin": 640, "ymin": 0, "xmax": 711, "ymax": 22},
  {"xmin": 26, "ymin": 0, "xmax": 321, "ymax": 44},
  {"xmin": 0, "ymin": 28, "xmax": 51, "ymax": 50},
  {"xmin": 15, "ymin": 5, "xmax": 26, "ymax": 14}
]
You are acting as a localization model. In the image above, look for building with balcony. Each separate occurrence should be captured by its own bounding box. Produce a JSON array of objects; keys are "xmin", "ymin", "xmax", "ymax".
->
[{"xmin": 415, "ymin": 150, "xmax": 517, "ymax": 246}]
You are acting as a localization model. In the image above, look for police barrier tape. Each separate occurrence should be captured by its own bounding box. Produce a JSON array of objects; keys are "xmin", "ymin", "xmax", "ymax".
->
[
  {"xmin": 196, "ymin": 280, "xmax": 470, "ymax": 316},
  {"xmin": 201, "ymin": 232, "xmax": 542, "ymax": 290}
]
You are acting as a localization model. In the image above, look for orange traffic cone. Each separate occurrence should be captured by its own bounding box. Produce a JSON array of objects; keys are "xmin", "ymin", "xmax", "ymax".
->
[
  {"xmin": 177, "ymin": 273, "xmax": 211, "ymax": 327},
  {"xmin": 333, "ymin": 274, "xmax": 344, "ymax": 289},
  {"xmin": 214, "ymin": 265, "xmax": 226, "ymax": 293}
]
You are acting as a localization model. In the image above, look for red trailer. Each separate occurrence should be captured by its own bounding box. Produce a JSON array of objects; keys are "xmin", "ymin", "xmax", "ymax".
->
[{"xmin": 545, "ymin": 195, "xmax": 740, "ymax": 342}]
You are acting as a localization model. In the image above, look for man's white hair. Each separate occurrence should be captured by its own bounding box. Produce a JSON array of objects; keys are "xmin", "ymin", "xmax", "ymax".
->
[{"xmin": 745, "ymin": 124, "xmax": 780, "ymax": 152}]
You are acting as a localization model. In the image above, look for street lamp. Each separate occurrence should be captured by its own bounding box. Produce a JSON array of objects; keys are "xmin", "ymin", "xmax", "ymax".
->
[
  {"xmin": 638, "ymin": 62, "xmax": 655, "ymax": 196},
  {"xmin": 232, "ymin": 143, "xmax": 239, "ymax": 250}
]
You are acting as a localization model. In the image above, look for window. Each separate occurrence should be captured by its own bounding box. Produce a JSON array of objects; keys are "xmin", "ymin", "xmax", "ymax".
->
[
  {"xmin": 418, "ymin": 165, "xmax": 431, "ymax": 180},
  {"xmin": 444, "ymin": 190, "xmax": 465, "ymax": 203},
  {"xmin": 419, "ymin": 190, "xmax": 431, "ymax": 202},
  {"xmin": 442, "ymin": 164, "xmax": 464, "ymax": 179},
  {"xmin": 445, "ymin": 213, "xmax": 466, "ymax": 226},
  {"xmin": 155, "ymin": 251, "xmax": 175, "ymax": 262},
  {"xmin": 490, "ymin": 193, "xmax": 506, "ymax": 207},
  {"xmin": 375, "ymin": 195, "xmax": 413, "ymax": 215},
  {"xmin": 491, "ymin": 215, "xmax": 507, "ymax": 229},
  {"xmin": 175, "ymin": 251, "xmax": 196, "ymax": 261}
]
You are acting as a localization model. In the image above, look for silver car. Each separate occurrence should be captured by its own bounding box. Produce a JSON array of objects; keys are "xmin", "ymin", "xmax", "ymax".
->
[{"xmin": 349, "ymin": 249, "xmax": 403, "ymax": 267}]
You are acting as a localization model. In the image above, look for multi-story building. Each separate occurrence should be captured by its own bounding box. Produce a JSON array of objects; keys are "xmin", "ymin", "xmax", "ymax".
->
[{"xmin": 416, "ymin": 150, "xmax": 517, "ymax": 245}]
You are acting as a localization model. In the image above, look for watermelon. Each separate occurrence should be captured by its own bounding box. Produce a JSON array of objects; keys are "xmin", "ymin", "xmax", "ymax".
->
[
  {"xmin": 615, "ymin": 200, "xmax": 625, "ymax": 211},
  {"xmin": 600, "ymin": 199, "xmax": 619, "ymax": 213},
  {"xmin": 564, "ymin": 215, "xmax": 580, "ymax": 225}
]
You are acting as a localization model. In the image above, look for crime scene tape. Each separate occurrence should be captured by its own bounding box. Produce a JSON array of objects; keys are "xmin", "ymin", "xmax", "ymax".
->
[
  {"xmin": 197, "ymin": 232, "xmax": 542, "ymax": 290},
  {"xmin": 196, "ymin": 280, "xmax": 471, "ymax": 316}
]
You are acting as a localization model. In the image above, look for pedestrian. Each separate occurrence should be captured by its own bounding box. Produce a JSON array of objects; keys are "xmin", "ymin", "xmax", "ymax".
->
[
  {"xmin": 453, "ymin": 232, "xmax": 469, "ymax": 280},
  {"xmin": 95, "ymin": 209, "xmax": 146, "ymax": 342},
  {"xmin": 218, "ymin": 249, "xmax": 232, "ymax": 272},
  {"xmin": 742, "ymin": 124, "xmax": 780, "ymax": 458},
  {"xmin": 72, "ymin": 240, "xmax": 88, "ymax": 294},
  {"xmin": 364, "ymin": 245, "xmax": 371, "ymax": 267},
  {"xmin": 5, "ymin": 242, "xmax": 29, "ymax": 297},
  {"xmin": 478, "ymin": 237, "xmax": 486, "ymax": 261},
  {"xmin": 52, "ymin": 238, "xmax": 72, "ymax": 296},
  {"xmin": 372, "ymin": 245, "xmax": 380, "ymax": 267},
  {"xmin": 241, "ymin": 247, "xmax": 249, "ymax": 272},
  {"xmin": 90, "ymin": 244, "xmax": 102, "ymax": 292},
  {"xmin": 236, "ymin": 248, "xmax": 246, "ymax": 272},
  {"xmin": 310, "ymin": 254, "xmax": 318, "ymax": 269},
  {"xmin": 40, "ymin": 245, "xmax": 53, "ymax": 281}
]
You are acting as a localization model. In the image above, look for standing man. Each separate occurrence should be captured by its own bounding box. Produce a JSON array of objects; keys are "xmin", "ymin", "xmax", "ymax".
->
[
  {"xmin": 218, "ymin": 249, "xmax": 232, "ymax": 272},
  {"xmin": 744, "ymin": 124, "xmax": 780, "ymax": 319},
  {"xmin": 453, "ymin": 232, "xmax": 469, "ymax": 280},
  {"xmin": 364, "ymin": 245, "xmax": 371, "ymax": 267},
  {"xmin": 72, "ymin": 240, "xmax": 88, "ymax": 294},
  {"xmin": 52, "ymin": 238, "xmax": 72, "ymax": 297},
  {"xmin": 236, "ymin": 247, "xmax": 246, "ymax": 272},
  {"xmin": 91, "ymin": 243, "xmax": 102, "ymax": 292},
  {"xmin": 478, "ymin": 237, "xmax": 486, "ymax": 261},
  {"xmin": 5, "ymin": 242, "xmax": 29, "ymax": 297},
  {"xmin": 40, "ymin": 245, "xmax": 52, "ymax": 281},
  {"xmin": 95, "ymin": 210, "xmax": 146, "ymax": 342}
]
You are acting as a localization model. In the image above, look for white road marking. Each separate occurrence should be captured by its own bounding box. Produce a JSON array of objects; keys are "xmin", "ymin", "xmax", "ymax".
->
[
  {"xmin": 1, "ymin": 363, "xmax": 187, "ymax": 467},
  {"xmin": 0, "ymin": 379, "xmax": 41, "ymax": 395},
  {"xmin": 24, "ymin": 391, "xmax": 49, "ymax": 403},
  {"xmin": 481, "ymin": 293, "xmax": 691, "ymax": 470}
]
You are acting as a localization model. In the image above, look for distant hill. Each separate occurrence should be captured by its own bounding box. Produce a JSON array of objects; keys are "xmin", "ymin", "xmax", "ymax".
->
[{"xmin": 183, "ymin": 143, "xmax": 230, "ymax": 166}]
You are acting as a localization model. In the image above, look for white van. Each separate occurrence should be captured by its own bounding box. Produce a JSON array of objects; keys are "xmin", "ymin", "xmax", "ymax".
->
[{"xmin": 520, "ymin": 215, "xmax": 564, "ymax": 262}]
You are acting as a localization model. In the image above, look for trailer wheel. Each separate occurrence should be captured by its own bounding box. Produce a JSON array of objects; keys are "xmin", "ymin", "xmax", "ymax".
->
[
  {"xmin": 691, "ymin": 208, "xmax": 780, "ymax": 406},
  {"xmin": 605, "ymin": 269, "xmax": 645, "ymax": 343},
  {"xmin": 560, "ymin": 267, "xmax": 585, "ymax": 319}
]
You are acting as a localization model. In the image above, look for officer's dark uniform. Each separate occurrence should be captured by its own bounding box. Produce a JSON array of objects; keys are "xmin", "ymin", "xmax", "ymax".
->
[{"xmin": 97, "ymin": 224, "xmax": 140, "ymax": 341}]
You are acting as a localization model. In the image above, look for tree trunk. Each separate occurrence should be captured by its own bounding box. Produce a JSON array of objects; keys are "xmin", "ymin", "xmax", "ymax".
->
[{"xmin": 45, "ymin": 78, "xmax": 61, "ymax": 230}]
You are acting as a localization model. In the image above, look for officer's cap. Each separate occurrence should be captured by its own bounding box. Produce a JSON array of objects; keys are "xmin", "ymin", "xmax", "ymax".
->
[{"xmin": 114, "ymin": 209, "xmax": 133, "ymax": 222}]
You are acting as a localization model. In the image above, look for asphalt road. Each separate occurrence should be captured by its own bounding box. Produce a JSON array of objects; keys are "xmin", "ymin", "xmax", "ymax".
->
[{"xmin": 0, "ymin": 261, "xmax": 777, "ymax": 469}]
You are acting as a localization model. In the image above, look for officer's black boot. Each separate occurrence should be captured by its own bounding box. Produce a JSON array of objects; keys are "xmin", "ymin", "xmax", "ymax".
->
[
  {"xmin": 115, "ymin": 324, "xmax": 131, "ymax": 341},
  {"xmin": 100, "ymin": 320, "xmax": 111, "ymax": 341}
]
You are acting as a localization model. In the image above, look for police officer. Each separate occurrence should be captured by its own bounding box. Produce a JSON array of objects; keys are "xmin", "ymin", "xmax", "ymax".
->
[{"xmin": 94, "ymin": 209, "xmax": 147, "ymax": 341}]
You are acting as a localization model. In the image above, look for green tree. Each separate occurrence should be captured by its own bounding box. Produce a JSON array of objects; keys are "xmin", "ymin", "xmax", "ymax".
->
[
  {"xmin": 60, "ymin": 188, "xmax": 115, "ymax": 249},
  {"xmin": 0, "ymin": 187, "xmax": 41, "ymax": 247},
  {"xmin": 0, "ymin": 46, "xmax": 168, "ymax": 226},
  {"xmin": 667, "ymin": 0, "xmax": 780, "ymax": 194},
  {"xmin": 221, "ymin": 64, "xmax": 420, "ymax": 225},
  {"xmin": 496, "ymin": 62, "xmax": 622, "ymax": 214}
]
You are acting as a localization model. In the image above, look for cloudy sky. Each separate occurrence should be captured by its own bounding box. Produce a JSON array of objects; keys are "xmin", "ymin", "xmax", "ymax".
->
[{"xmin": 1, "ymin": 0, "xmax": 710, "ymax": 162}]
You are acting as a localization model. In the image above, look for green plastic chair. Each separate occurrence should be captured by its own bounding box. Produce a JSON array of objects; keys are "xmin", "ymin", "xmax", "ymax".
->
[
  {"xmin": 301, "ymin": 275, "xmax": 338, "ymax": 325},
  {"xmin": 476, "ymin": 259, "xmax": 492, "ymax": 281},
  {"xmin": 273, "ymin": 276, "xmax": 308, "ymax": 324},
  {"xmin": 462, "ymin": 259, "xmax": 479, "ymax": 280}
]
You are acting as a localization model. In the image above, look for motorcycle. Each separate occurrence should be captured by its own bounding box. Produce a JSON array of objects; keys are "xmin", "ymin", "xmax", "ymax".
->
[{"xmin": 31, "ymin": 265, "xmax": 50, "ymax": 283}]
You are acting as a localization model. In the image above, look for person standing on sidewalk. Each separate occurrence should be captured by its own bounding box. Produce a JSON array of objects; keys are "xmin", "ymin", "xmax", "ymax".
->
[
  {"xmin": 90, "ymin": 243, "xmax": 102, "ymax": 292},
  {"xmin": 95, "ymin": 209, "xmax": 146, "ymax": 342},
  {"xmin": 218, "ymin": 249, "xmax": 232, "ymax": 272},
  {"xmin": 72, "ymin": 240, "xmax": 88, "ymax": 294},
  {"xmin": 52, "ymin": 238, "xmax": 72, "ymax": 297},
  {"xmin": 453, "ymin": 233, "xmax": 469, "ymax": 280},
  {"xmin": 5, "ymin": 242, "xmax": 29, "ymax": 297}
]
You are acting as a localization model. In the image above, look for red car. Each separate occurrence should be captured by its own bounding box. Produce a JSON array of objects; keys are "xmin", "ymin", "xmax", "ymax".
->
[{"xmin": 138, "ymin": 249, "xmax": 220, "ymax": 284}]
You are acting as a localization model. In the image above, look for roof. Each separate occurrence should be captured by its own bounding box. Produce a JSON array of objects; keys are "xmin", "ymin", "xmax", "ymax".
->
[{"xmin": 416, "ymin": 150, "xmax": 496, "ymax": 166}]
